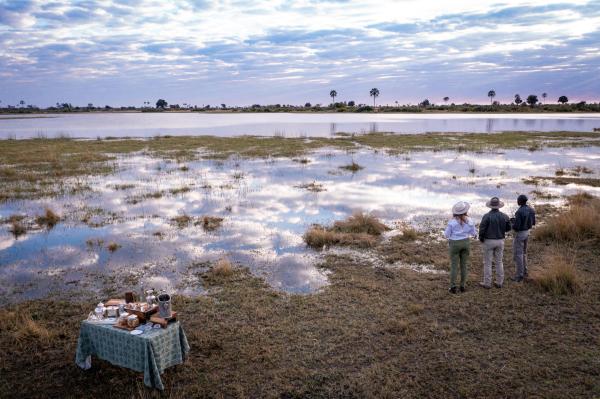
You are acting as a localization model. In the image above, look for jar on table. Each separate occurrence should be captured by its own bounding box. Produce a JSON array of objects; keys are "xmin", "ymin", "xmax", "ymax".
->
[
  {"xmin": 127, "ymin": 315, "xmax": 139, "ymax": 328},
  {"xmin": 119, "ymin": 312, "xmax": 129, "ymax": 326}
]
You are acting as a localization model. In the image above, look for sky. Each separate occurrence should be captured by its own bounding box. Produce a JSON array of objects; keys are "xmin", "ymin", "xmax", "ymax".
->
[{"xmin": 1, "ymin": 0, "xmax": 599, "ymax": 107}]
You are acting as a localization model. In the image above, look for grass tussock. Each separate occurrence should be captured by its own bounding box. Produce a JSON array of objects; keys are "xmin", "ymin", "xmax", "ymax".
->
[
  {"xmin": 339, "ymin": 161, "xmax": 364, "ymax": 172},
  {"xmin": 107, "ymin": 242, "xmax": 121, "ymax": 252},
  {"xmin": 212, "ymin": 257, "xmax": 234, "ymax": 277},
  {"xmin": 332, "ymin": 212, "xmax": 389, "ymax": 236},
  {"xmin": 535, "ymin": 193, "xmax": 600, "ymax": 241},
  {"xmin": 0, "ymin": 310, "xmax": 52, "ymax": 346},
  {"xmin": 35, "ymin": 208, "xmax": 60, "ymax": 228},
  {"xmin": 199, "ymin": 216, "xmax": 224, "ymax": 232},
  {"xmin": 169, "ymin": 186, "xmax": 191, "ymax": 195},
  {"xmin": 533, "ymin": 252, "xmax": 581, "ymax": 295},
  {"xmin": 304, "ymin": 212, "xmax": 388, "ymax": 249},
  {"xmin": 10, "ymin": 221, "xmax": 26, "ymax": 237},
  {"xmin": 171, "ymin": 214, "xmax": 192, "ymax": 228}
]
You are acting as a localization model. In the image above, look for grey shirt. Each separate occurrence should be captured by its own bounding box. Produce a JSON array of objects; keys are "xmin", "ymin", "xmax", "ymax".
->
[{"xmin": 478, "ymin": 209, "xmax": 511, "ymax": 242}]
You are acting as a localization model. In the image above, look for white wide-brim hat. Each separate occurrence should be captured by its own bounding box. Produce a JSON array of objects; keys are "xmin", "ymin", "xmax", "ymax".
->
[
  {"xmin": 486, "ymin": 197, "xmax": 505, "ymax": 209},
  {"xmin": 452, "ymin": 201, "xmax": 470, "ymax": 215}
]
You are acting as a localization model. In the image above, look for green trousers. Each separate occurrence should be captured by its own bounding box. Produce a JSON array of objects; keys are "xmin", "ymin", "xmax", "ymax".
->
[{"xmin": 449, "ymin": 238, "xmax": 470, "ymax": 288}]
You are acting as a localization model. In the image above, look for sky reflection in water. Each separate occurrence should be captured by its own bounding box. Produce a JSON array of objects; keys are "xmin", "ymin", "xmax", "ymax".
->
[{"xmin": 1, "ymin": 146, "xmax": 599, "ymax": 301}]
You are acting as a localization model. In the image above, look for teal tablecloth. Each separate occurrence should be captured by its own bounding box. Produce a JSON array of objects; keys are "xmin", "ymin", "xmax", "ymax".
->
[{"xmin": 75, "ymin": 320, "xmax": 189, "ymax": 390}]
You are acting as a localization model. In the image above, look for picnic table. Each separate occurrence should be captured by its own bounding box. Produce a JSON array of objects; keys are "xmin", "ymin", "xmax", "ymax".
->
[{"xmin": 75, "ymin": 320, "xmax": 189, "ymax": 390}]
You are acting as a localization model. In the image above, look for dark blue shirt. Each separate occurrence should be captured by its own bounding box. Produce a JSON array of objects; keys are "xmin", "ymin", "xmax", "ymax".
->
[{"xmin": 513, "ymin": 205, "xmax": 536, "ymax": 232}]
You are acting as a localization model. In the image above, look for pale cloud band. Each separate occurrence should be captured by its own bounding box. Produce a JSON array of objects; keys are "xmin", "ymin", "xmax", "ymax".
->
[{"xmin": 1, "ymin": 0, "xmax": 599, "ymax": 106}]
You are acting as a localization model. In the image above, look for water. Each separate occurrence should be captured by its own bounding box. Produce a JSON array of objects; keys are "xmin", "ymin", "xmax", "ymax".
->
[
  {"xmin": 1, "ymin": 112, "xmax": 600, "ymax": 138},
  {"xmin": 1, "ymin": 145, "xmax": 599, "ymax": 302}
]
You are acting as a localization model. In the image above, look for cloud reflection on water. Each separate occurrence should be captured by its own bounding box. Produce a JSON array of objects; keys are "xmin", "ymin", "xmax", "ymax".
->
[{"xmin": 1, "ymin": 146, "xmax": 599, "ymax": 301}]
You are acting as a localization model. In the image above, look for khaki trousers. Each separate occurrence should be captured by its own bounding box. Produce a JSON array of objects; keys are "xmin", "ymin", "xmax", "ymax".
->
[{"xmin": 483, "ymin": 239, "xmax": 504, "ymax": 286}]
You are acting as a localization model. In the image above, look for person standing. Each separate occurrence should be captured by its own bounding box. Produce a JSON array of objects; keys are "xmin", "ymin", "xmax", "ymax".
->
[
  {"xmin": 510, "ymin": 194, "xmax": 536, "ymax": 282},
  {"xmin": 478, "ymin": 197, "xmax": 511, "ymax": 289},
  {"xmin": 444, "ymin": 201, "xmax": 477, "ymax": 293}
]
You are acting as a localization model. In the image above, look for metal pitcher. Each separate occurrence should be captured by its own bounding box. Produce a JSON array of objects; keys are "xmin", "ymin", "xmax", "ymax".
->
[{"xmin": 157, "ymin": 293, "xmax": 172, "ymax": 318}]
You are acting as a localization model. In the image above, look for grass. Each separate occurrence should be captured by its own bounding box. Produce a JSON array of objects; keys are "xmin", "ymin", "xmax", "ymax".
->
[
  {"xmin": 1, "ymin": 131, "xmax": 599, "ymax": 202},
  {"xmin": 171, "ymin": 214, "xmax": 192, "ymax": 229},
  {"xmin": 533, "ymin": 252, "xmax": 581, "ymax": 295},
  {"xmin": 0, "ymin": 310, "xmax": 52, "ymax": 347},
  {"xmin": 199, "ymin": 216, "xmax": 224, "ymax": 232},
  {"xmin": 9, "ymin": 220, "xmax": 26, "ymax": 238},
  {"xmin": 35, "ymin": 208, "xmax": 60, "ymax": 228},
  {"xmin": 535, "ymin": 193, "xmax": 600, "ymax": 241},
  {"xmin": 107, "ymin": 242, "xmax": 121, "ymax": 252},
  {"xmin": 212, "ymin": 257, "xmax": 234, "ymax": 277},
  {"xmin": 339, "ymin": 161, "xmax": 364, "ymax": 172},
  {"xmin": 304, "ymin": 212, "xmax": 389, "ymax": 249},
  {"xmin": 1, "ymin": 219, "xmax": 599, "ymax": 397},
  {"xmin": 295, "ymin": 181, "xmax": 326, "ymax": 192},
  {"xmin": 169, "ymin": 186, "xmax": 191, "ymax": 195}
]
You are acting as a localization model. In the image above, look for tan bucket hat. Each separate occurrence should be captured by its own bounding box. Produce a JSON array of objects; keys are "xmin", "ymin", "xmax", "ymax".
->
[{"xmin": 486, "ymin": 196, "xmax": 504, "ymax": 209}]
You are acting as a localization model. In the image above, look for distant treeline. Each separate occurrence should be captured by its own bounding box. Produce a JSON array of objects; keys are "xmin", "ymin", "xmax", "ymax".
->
[{"xmin": 2, "ymin": 102, "xmax": 600, "ymax": 114}]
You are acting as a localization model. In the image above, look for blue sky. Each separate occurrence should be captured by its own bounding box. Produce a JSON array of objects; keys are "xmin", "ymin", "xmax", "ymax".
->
[{"xmin": 1, "ymin": 0, "xmax": 599, "ymax": 107}]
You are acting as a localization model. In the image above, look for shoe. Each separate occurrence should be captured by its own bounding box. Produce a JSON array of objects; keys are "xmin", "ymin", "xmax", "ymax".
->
[
  {"xmin": 459, "ymin": 286, "xmax": 466, "ymax": 293},
  {"xmin": 479, "ymin": 282, "xmax": 491, "ymax": 289},
  {"xmin": 449, "ymin": 287, "xmax": 458, "ymax": 294},
  {"xmin": 510, "ymin": 276, "xmax": 523, "ymax": 282},
  {"xmin": 494, "ymin": 283, "xmax": 503, "ymax": 288}
]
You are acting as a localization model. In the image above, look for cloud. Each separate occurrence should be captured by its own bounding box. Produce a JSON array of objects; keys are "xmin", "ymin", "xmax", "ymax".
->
[{"xmin": 0, "ymin": 0, "xmax": 599, "ymax": 106}]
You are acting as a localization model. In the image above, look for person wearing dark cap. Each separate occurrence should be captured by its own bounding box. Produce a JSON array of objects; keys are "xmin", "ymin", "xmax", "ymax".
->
[
  {"xmin": 478, "ymin": 197, "xmax": 512, "ymax": 288},
  {"xmin": 510, "ymin": 194, "xmax": 536, "ymax": 282}
]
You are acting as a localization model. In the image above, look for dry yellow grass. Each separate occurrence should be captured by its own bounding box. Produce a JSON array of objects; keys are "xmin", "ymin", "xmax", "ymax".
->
[
  {"xmin": 35, "ymin": 207, "xmax": 60, "ymax": 228},
  {"xmin": 0, "ymin": 310, "xmax": 52, "ymax": 346},
  {"xmin": 304, "ymin": 212, "xmax": 387, "ymax": 249},
  {"xmin": 332, "ymin": 212, "xmax": 389, "ymax": 236},
  {"xmin": 107, "ymin": 242, "xmax": 121, "ymax": 252},
  {"xmin": 212, "ymin": 257, "xmax": 234, "ymax": 277},
  {"xmin": 533, "ymin": 252, "xmax": 581, "ymax": 295},
  {"xmin": 535, "ymin": 193, "xmax": 600, "ymax": 241},
  {"xmin": 200, "ymin": 216, "xmax": 224, "ymax": 232}
]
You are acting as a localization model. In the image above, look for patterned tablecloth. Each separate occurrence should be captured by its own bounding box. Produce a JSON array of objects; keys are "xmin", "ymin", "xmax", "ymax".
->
[{"xmin": 75, "ymin": 320, "xmax": 190, "ymax": 390}]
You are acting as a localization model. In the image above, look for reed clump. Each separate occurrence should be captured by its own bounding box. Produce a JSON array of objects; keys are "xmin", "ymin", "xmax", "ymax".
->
[
  {"xmin": 0, "ymin": 310, "xmax": 52, "ymax": 346},
  {"xmin": 35, "ymin": 208, "xmax": 60, "ymax": 228},
  {"xmin": 171, "ymin": 214, "xmax": 192, "ymax": 228},
  {"xmin": 533, "ymin": 253, "xmax": 581, "ymax": 295},
  {"xmin": 535, "ymin": 193, "xmax": 600, "ymax": 241},
  {"xmin": 199, "ymin": 216, "xmax": 224, "ymax": 232},
  {"xmin": 339, "ymin": 162, "xmax": 364, "ymax": 172},
  {"xmin": 304, "ymin": 212, "xmax": 388, "ymax": 249},
  {"xmin": 212, "ymin": 257, "xmax": 234, "ymax": 277}
]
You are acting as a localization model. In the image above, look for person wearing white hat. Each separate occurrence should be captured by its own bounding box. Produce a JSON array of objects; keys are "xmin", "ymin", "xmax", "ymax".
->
[
  {"xmin": 444, "ymin": 201, "xmax": 477, "ymax": 293},
  {"xmin": 478, "ymin": 197, "xmax": 512, "ymax": 289}
]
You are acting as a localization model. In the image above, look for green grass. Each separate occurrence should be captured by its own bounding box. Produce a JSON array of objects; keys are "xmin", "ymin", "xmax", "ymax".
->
[{"xmin": 1, "ymin": 131, "xmax": 599, "ymax": 202}]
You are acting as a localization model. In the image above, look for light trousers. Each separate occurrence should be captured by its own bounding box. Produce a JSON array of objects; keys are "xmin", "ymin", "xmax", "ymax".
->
[{"xmin": 483, "ymin": 239, "xmax": 504, "ymax": 286}]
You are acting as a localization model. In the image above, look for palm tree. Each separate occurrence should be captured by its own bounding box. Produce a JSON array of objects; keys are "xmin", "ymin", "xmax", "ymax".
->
[
  {"xmin": 487, "ymin": 90, "xmax": 496, "ymax": 105},
  {"xmin": 443, "ymin": 96, "xmax": 449, "ymax": 104},
  {"xmin": 514, "ymin": 94, "xmax": 522, "ymax": 105},
  {"xmin": 370, "ymin": 88, "xmax": 380, "ymax": 107},
  {"xmin": 329, "ymin": 90, "xmax": 337, "ymax": 105},
  {"xmin": 542, "ymin": 92, "xmax": 547, "ymax": 104}
]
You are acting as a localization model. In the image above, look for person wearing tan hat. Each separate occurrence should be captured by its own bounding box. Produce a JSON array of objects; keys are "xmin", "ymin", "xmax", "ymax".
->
[
  {"xmin": 444, "ymin": 201, "xmax": 477, "ymax": 293},
  {"xmin": 478, "ymin": 197, "xmax": 512, "ymax": 288}
]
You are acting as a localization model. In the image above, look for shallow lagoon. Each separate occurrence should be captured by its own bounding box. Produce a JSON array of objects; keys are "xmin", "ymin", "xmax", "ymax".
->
[
  {"xmin": 1, "ymin": 112, "xmax": 600, "ymax": 138},
  {"xmin": 1, "ymin": 144, "xmax": 599, "ymax": 302}
]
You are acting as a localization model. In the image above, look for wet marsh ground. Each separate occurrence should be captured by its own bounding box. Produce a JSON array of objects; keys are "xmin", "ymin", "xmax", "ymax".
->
[{"xmin": 1, "ymin": 131, "xmax": 600, "ymax": 397}]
